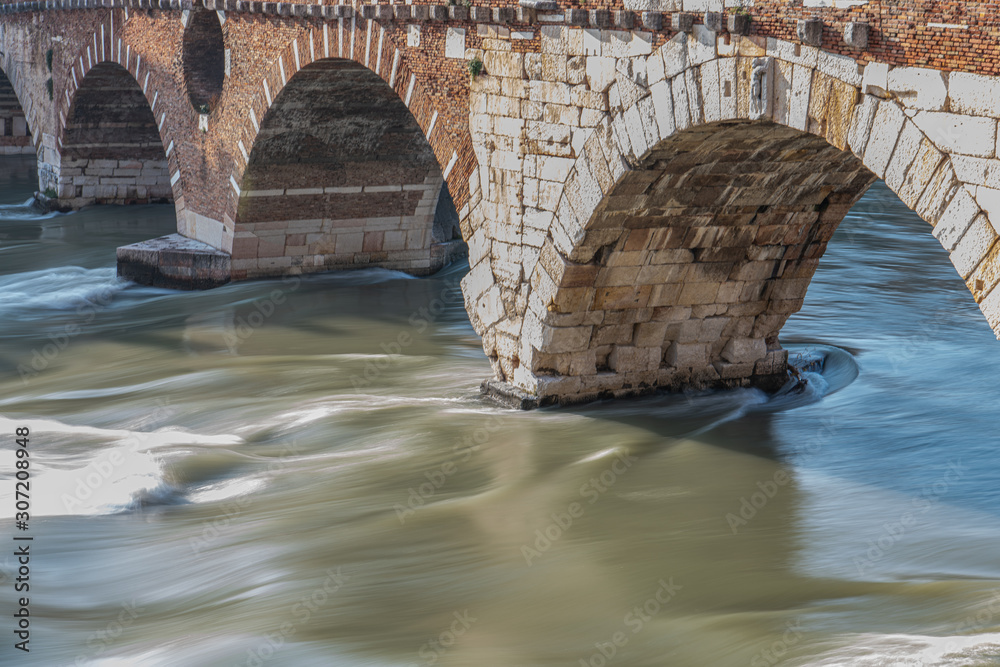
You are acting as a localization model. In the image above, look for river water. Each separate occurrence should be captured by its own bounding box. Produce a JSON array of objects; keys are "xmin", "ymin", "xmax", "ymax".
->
[{"xmin": 0, "ymin": 152, "xmax": 998, "ymax": 666}]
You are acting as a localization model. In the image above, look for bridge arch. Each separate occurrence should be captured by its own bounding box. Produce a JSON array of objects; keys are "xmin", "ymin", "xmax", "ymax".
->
[
  {"xmin": 226, "ymin": 24, "xmax": 471, "ymax": 280},
  {"xmin": 55, "ymin": 61, "xmax": 172, "ymax": 209},
  {"xmin": 466, "ymin": 33, "xmax": 1000, "ymax": 406},
  {"xmin": 0, "ymin": 67, "xmax": 34, "ymax": 156},
  {"xmin": 51, "ymin": 16, "xmax": 182, "ymax": 213}
]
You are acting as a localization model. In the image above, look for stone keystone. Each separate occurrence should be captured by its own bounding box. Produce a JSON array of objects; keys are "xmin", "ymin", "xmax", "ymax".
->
[
  {"xmin": 493, "ymin": 6, "xmax": 515, "ymax": 23},
  {"xmin": 567, "ymin": 8, "xmax": 587, "ymax": 25},
  {"xmin": 704, "ymin": 11, "xmax": 723, "ymax": 32},
  {"xmin": 671, "ymin": 12, "xmax": 694, "ymax": 33},
  {"xmin": 615, "ymin": 10, "xmax": 635, "ymax": 29},
  {"xmin": 843, "ymin": 22, "xmax": 869, "ymax": 49},
  {"xmin": 797, "ymin": 18, "xmax": 823, "ymax": 46},
  {"xmin": 590, "ymin": 8, "xmax": 611, "ymax": 28},
  {"xmin": 642, "ymin": 11, "xmax": 663, "ymax": 30}
]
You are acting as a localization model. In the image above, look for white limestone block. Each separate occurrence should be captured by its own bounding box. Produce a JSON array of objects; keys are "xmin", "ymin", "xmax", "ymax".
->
[
  {"xmin": 887, "ymin": 66, "xmax": 948, "ymax": 111},
  {"xmin": 861, "ymin": 61, "xmax": 889, "ymax": 96},
  {"xmin": 932, "ymin": 186, "xmax": 980, "ymax": 252},
  {"xmin": 817, "ymin": 50, "xmax": 862, "ymax": 87},
  {"xmin": 686, "ymin": 25, "xmax": 715, "ymax": 66},
  {"xmin": 789, "ymin": 64, "xmax": 813, "ymax": 131},
  {"xmin": 863, "ymin": 100, "xmax": 906, "ymax": 178},
  {"xmin": 650, "ymin": 79, "xmax": 676, "ymax": 138},
  {"xmin": 913, "ymin": 111, "xmax": 998, "ymax": 158},
  {"xmin": 660, "ymin": 33, "xmax": 689, "ymax": 78},
  {"xmin": 973, "ymin": 186, "xmax": 1000, "ymax": 234},
  {"xmin": 949, "ymin": 72, "xmax": 1000, "ymax": 119},
  {"xmin": 586, "ymin": 56, "xmax": 617, "ymax": 93},
  {"xmin": 949, "ymin": 214, "xmax": 995, "ymax": 278},
  {"xmin": 766, "ymin": 37, "xmax": 818, "ymax": 68},
  {"xmin": 445, "ymin": 28, "xmax": 466, "ymax": 59}
]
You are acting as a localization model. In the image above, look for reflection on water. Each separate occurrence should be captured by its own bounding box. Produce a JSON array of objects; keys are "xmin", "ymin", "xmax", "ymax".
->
[{"xmin": 0, "ymin": 154, "xmax": 998, "ymax": 666}]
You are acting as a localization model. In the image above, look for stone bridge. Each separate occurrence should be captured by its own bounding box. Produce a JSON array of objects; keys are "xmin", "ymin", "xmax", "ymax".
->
[{"xmin": 2, "ymin": 0, "xmax": 1000, "ymax": 406}]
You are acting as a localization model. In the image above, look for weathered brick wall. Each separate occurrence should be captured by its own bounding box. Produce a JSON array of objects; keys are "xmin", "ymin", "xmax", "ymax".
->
[
  {"xmin": 232, "ymin": 58, "xmax": 450, "ymax": 278},
  {"xmin": 0, "ymin": 70, "xmax": 31, "ymax": 153},
  {"xmin": 56, "ymin": 61, "xmax": 171, "ymax": 206}
]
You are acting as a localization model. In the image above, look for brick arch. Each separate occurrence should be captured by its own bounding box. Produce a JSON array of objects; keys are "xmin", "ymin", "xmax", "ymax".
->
[
  {"xmin": 468, "ymin": 38, "xmax": 1000, "ymax": 406},
  {"xmin": 224, "ymin": 22, "xmax": 472, "ymax": 279},
  {"xmin": 50, "ymin": 15, "xmax": 182, "ymax": 209},
  {"xmin": 0, "ymin": 63, "xmax": 36, "ymax": 156}
]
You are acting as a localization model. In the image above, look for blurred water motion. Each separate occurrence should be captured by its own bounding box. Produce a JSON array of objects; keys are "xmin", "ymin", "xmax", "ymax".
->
[{"xmin": 0, "ymin": 154, "xmax": 997, "ymax": 666}]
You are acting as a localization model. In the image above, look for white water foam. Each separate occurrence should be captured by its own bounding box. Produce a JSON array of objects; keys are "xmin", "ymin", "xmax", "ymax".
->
[
  {"xmin": 806, "ymin": 632, "xmax": 1000, "ymax": 666},
  {"xmin": 0, "ymin": 197, "xmax": 61, "ymax": 220},
  {"xmin": 0, "ymin": 416, "xmax": 245, "ymax": 517},
  {"xmin": 0, "ymin": 266, "xmax": 129, "ymax": 313}
]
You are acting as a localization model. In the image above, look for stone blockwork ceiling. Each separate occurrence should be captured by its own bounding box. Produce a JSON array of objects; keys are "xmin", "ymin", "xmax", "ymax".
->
[
  {"xmin": 59, "ymin": 62, "xmax": 172, "ymax": 206},
  {"xmin": 232, "ymin": 58, "xmax": 454, "ymax": 278},
  {"xmin": 238, "ymin": 58, "xmax": 441, "ymax": 225},
  {"xmin": 520, "ymin": 120, "xmax": 875, "ymax": 400},
  {"xmin": 62, "ymin": 62, "xmax": 165, "ymax": 161},
  {"xmin": 0, "ymin": 69, "xmax": 31, "ymax": 153}
]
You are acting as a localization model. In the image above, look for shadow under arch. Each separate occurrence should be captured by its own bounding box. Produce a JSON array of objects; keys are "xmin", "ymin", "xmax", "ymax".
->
[
  {"xmin": 232, "ymin": 57, "xmax": 463, "ymax": 281},
  {"xmin": 56, "ymin": 61, "xmax": 172, "ymax": 209},
  {"xmin": 510, "ymin": 118, "xmax": 880, "ymax": 406},
  {"xmin": 0, "ymin": 68, "xmax": 33, "ymax": 156}
]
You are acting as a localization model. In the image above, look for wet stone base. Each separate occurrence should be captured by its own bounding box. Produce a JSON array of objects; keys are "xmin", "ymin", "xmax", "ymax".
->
[
  {"xmin": 117, "ymin": 234, "xmax": 231, "ymax": 290},
  {"xmin": 481, "ymin": 366, "xmax": 792, "ymax": 410},
  {"xmin": 430, "ymin": 239, "xmax": 468, "ymax": 272}
]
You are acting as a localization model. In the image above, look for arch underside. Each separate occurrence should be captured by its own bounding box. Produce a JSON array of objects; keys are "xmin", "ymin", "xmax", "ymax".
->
[
  {"xmin": 58, "ymin": 62, "xmax": 171, "ymax": 208},
  {"xmin": 516, "ymin": 120, "xmax": 876, "ymax": 404},
  {"xmin": 233, "ymin": 58, "xmax": 460, "ymax": 279},
  {"xmin": 0, "ymin": 70, "xmax": 32, "ymax": 155}
]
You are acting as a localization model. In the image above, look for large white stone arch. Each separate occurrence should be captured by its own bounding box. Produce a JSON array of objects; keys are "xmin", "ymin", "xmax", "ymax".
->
[{"xmin": 462, "ymin": 28, "xmax": 1000, "ymax": 406}]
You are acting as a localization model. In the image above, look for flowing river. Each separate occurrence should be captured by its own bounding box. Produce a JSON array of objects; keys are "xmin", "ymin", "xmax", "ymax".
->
[{"xmin": 0, "ymin": 153, "xmax": 998, "ymax": 666}]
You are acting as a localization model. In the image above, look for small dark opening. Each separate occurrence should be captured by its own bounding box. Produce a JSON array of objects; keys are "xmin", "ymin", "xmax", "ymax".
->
[{"xmin": 183, "ymin": 10, "xmax": 225, "ymax": 114}]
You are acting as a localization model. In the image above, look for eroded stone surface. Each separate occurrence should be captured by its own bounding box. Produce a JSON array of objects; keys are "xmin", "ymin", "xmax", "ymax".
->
[{"xmin": 117, "ymin": 234, "xmax": 231, "ymax": 289}]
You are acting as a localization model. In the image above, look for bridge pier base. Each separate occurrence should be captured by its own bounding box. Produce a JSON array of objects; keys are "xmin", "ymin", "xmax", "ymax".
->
[
  {"xmin": 482, "ymin": 347, "xmax": 791, "ymax": 409},
  {"xmin": 117, "ymin": 234, "xmax": 231, "ymax": 290}
]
